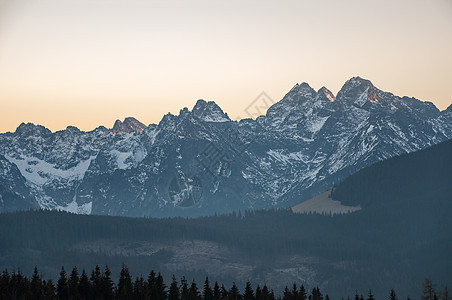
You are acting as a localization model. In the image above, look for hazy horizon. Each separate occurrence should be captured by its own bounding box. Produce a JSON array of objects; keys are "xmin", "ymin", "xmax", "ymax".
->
[{"xmin": 1, "ymin": 0, "xmax": 451, "ymax": 133}]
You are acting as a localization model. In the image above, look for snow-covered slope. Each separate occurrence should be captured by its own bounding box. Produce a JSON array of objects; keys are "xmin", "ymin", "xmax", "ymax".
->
[{"xmin": 0, "ymin": 77, "xmax": 451, "ymax": 217}]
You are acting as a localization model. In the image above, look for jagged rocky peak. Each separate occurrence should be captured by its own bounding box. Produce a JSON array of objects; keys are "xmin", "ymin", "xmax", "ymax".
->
[
  {"xmin": 318, "ymin": 86, "xmax": 336, "ymax": 102},
  {"xmin": 15, "ymin": 122, "xmax": 52, "ymax": 137},
  {"xmin": 288, "ymin": 82, "xmax": 317, "ymax": 99},
  {"xmin": 191, "ymin": 99, "xmax": 230, "ymax": 122},
  {"xmin": 336, "ymin": 76, "xmax": 380, "ymax": 105},
  {"xmin": 110, "ymin": 117, "xmax": 147, "ymax": 135}
]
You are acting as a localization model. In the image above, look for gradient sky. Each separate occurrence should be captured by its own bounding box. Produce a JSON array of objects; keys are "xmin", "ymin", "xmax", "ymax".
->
[{"xmin": 0, "ymin": 0, "xmax": 451, "ymax": 133}]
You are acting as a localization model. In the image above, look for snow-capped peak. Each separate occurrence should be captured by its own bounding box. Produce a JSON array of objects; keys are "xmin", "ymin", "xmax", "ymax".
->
[
  {"xmin": 336, "ymin": 76, "xmax": 380, "ymax": 106},
  {"xmin": 288, "ymin": 82, "xmax": 317, "ymax": 99},
  {"xmin": 192, "ymin": 99, "xmax": 230, "ymax": 122}
]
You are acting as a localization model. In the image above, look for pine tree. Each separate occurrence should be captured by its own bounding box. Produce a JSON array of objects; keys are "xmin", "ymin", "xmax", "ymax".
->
[
  {"xmin": 181, "ymin": 276, "xmax": 190, "ymax": 300},
  {"xmin": 229, "ymin": 282, "xmax": 241, "ymax": 300},
  {"xmin": 423, "ymin": 278, "xmax": 436, "ymax": 300},
  {"xmin": 299, "ymin": 285, "xmax": 307, "ymax": 300},
  {"xmin": 43, "ymin": 279, "xmax": 57, "ymax": 300},
  {"xmin": 367, "ymin": 290, "xmax": 375, "ymax": 300},
  {"xmin": 283, "ymin": 286, "xmax": 292, "ymax": 300},
  {"xmin": 100, "ymin": 265, "xmax": 114, "ymax": 299},
  {"xmin": 117, "ymin": 264, "xmax": 133, "ymax": 300},
  {"xmin": 310, "ymin": 287, "xmax": 322, "ymax": 300},
  {"xmin": 156, "ymin": 272, "xmax": 167, "ymax": 300},
  {"xmin": 57, "ymin": 267, "xmax": 69, "ymax": 300},
  {"xmin": 220, "ymin": 284, "xmax": 228, "ymax": 300},
  {"xmin": 30, "ymin": 266, "xmax": 43, "ymax": 300},
  {"xmin": 255, "ymin": 285, "xmax": 262, "ymax": 300},
  {"xmin": 204, "ymin": 277, "xmax": 214, "ymax": 300},
  {"xmin": 90, "ymin": 265, "xmax": 102, "ymax": 299},
  {"xmin": 78, "ymin": 269, "xmax": 90, "ymax": 300},
  {"xmin": 67, "ymin": 266, "xmax": 79, "ymax": 299},
  {"xmin": 0, "ymin": 269, "xmax": 9, "ymax": 299},
  {"xmin": 169, "ymin": 275, "xmax": 180, "ymax": 300},
  {"xmin": 148, "ymin": 270, "xmax": 158, "ymax": 299},
  {"xmin": 292, "ymin": 284, "xmax": 299, "ymax": 300},
  {"xmin": 389, "ymin": 289, "xmax": 398, "ymax": 300},
  {"xmin": 189, "ymin": 279, "xmax": 201, "ymax": 300},
  {"xmin": 262, "ymin": 285, "xmax": 271, "ymax": 300},
  {"xmin": 441, "ymin": 286, "xmax": 450, "ymax": 300},
  {"xmin": 213, "ymin": 282, "xmax": 221, "ymax": 300},
  {"xmin": 243, "ymin": 281, "xmax": 255, "ymax": 300},
  {"xmin": 133, "ymin": 275, "xmax": 146, "ymax": 299}
]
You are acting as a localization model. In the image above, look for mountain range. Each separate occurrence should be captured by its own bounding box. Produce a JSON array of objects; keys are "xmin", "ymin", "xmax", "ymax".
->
[
  {"xmin": 1, "ymin": 138, "xmax": 450, "ymax": 298},
  {"xmin": 1, "ymin": 76, "xmax": 451, "ymax": 217}
]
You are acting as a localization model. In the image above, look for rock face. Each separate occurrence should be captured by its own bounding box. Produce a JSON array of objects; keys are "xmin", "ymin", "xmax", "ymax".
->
[
  {"xmin": 0, "ymin": 77, "xmax": 451, "ymax": 217},
  {"xmin": 110, "ymin": 117, "xmax": 147, "ymax": 135}
]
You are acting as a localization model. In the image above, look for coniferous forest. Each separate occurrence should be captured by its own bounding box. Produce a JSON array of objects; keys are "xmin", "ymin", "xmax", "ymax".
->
[{"xmin": 0, "ymin": 264, "xmax": 447, "ymax": 300}]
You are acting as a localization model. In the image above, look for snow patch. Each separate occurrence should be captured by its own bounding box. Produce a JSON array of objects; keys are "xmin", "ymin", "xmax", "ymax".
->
[
  {"xmin": 56, "ymin": 199, "xmax": 92, "ymax": 214},
  {"xmin": 307, "ymin": 116, "xmax": 329, "ymax": 134},
  {"xmin": 5, "ymin": 155, "xmax": 95, "ymax": 186},
  {"xmin": 292, "ymin": 191, "xmax": 361, "ymax": 216}
]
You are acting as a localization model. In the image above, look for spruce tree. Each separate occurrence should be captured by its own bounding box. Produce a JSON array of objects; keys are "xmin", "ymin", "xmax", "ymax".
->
[
  {"xmin": 181, "ymin": 276, "xmax": 190, "ymax": 300},
  {"xmin": 243, "ymin": 281, "xmax": 255, "ymax": 300},
  {"xmin": 67, "ymin": 266, "xmax": 79, "ymax": 299},
  {"xmin": 43, "ymin": 279, "xmax": 57, "ymax": 300},
  {"xmin": 156, "ymin": 272, "xmax": 167, "ymax": 300},
  {"xmin": 0, "ymin": 269, "xmax": 9, "ymax": 299},
  {"xmin": 220, "ymin": 284, "xmax": 228, "ymax": 300},
  {"xmin": 255, "ymin": 285, "xmax": 262, "ymax": 300},
  {"xmin": 389, "ymin": 289, "xmax": 397, "ymax": 300},
  {"xmin": 299, "ymin": 285, "xmax": 307, "ymax": 300},
  {"xmin": 90, "ymin": 265, "xmax": 102, "ymax": 299},
  {"xmin": 169, "ymin": 275, "xmax": 180, "ymax": 300},
  {"xmin": 423, "ymin": 279, "xmax": 436, "ymax": 300},
  {"xmin": 57, "ymin": 267, "xmax": 69, "ymax": 300},
  {"xmin": 133, "ymin": 276, "xmax": 146, "ymax": 299},
  {"xmin": 292, "ymin": 284, "xmax": 299, "ymax": 300},
  {"xmin": 101, "ymin": 265, "xmax": 114, "ymax": 299},
  {"xmin": 229, "ymin": 282, "xmax": 241, "ymax": 300},
  {"xmin": 117, "ymin": 264, "xmax": 133, "ymax": 300},
  {"xmin": 30, "ymin": 266, "xmax": 43, "ymax": 300},
  {"xmin": 213, "ymin": 281, "xmax": 221, "ymax": 300},
  {"xmin": 189, "ymin": 279, "xmax": 201, "ymax": 300},
  {"xmin": 204, "ymin": 277, "xmax": 214, "ymax": 300},
  {"xmin": 367, "ymin": 290, "xmax": 375, "ymax": 300},
  {"xmin": 262, "ymin": 285, "xmax": 271, "ymax": 300},
  {"xmin": 78, "ymin": 269, "xmax": 90, "ymax": 300},
  {"xmin": 283, "ymin": 286, "xmax": 292, "ymax": 300},
  {"xmin": 441, "ymin": 286, "xmax": 450, "ymax": 300}
]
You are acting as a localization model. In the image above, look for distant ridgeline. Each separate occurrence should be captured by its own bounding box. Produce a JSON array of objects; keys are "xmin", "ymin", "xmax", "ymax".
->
[
  {"xmin": 0, "ymin": 76, "xmax": 451, "ymax": 217},
  {"xmin": 0, "ymin": 264, "xmax": 444, "ymax": 300}
]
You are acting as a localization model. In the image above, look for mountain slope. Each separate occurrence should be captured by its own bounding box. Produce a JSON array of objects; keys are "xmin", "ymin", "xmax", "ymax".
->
[
  {"xmin": 331, "ymin": 138, "xmax": 452, "ymax": 209},
  {"xmin": 0, "ymin": 140, "xmax": 450, "ymax": 298},
  {"xmin": 0, "ymin": 77, "xmax": 451, "ymax": 216}
]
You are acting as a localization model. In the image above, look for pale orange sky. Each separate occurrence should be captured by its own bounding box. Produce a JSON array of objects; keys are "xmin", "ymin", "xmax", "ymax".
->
[{"xmin": 0, "ymin": 0, "xmax": 451, "ymax": 133}]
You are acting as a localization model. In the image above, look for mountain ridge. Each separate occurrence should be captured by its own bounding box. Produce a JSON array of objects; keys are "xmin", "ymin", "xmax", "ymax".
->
[
  {"xmin": 0, "ymin": 76, "xmax": 451, "ymax": 217},
  {"xmin": 4, "ymin": 77, "xmax": 451, "ymax": 135}
]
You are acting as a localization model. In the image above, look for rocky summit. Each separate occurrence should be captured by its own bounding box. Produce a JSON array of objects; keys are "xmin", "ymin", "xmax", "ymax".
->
[{"xmin": 1, "ymin": 77, "xmax": 451, "ymax": 217}]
